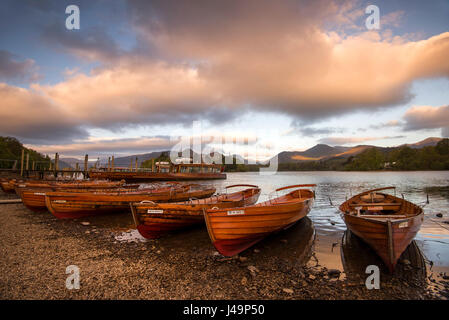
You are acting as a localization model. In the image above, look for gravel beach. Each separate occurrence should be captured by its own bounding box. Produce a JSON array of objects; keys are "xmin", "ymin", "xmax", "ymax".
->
[{"xmin": 1, "ymin": 186, "xmax": 447, "ymax": 300}]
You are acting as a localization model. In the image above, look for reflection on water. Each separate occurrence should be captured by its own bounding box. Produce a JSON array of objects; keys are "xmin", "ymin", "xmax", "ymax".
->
[
  {"xmin": 341, "ymin": 231, "xmax": 426, "ymax": 284},
  {"xmin": 248, "ymin": 217, "xmax": 315, "ymax": 267}
]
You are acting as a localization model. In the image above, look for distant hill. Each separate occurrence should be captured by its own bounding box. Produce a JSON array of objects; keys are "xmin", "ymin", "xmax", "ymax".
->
[
  {"xmin": 273, "ymin": 137, "xmax": 445, "ymax": 164},
  {"xmin": 275, "ymin": 144, "xmax": 372, "ymax": 163},
  {"xmin": 403, "ymin": 137, "xmax": 443, "ymax": 149},
  {"xmin": 0, "ymin": 136, "xmax": 50, "ymax": 169},
  {"xmin": 110, "ymin": 151, "xmax": 165, "ymax": 167},
  {"xmin": 59, "ymin": 157, "xmax": 99, "ymax": 169}
]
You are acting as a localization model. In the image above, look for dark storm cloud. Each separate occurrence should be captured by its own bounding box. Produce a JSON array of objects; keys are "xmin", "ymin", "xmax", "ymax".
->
[
  {"xmin": 0, "ymin": 50, "xmax": 39, "ymax": 81},
  {"xmin": 41, "ymin": 24, "xmax": 122, "ymax": 62}
]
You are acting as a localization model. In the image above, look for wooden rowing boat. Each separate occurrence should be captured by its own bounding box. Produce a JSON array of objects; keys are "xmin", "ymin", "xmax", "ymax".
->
[
  {"xmin": 1, "ymin": 179, "xmax": 17, "ymax": 193},
  {"xmin": 45, "ymin": 185, "xmax": 216, "ymax": 219},
  {"xmin": 16, "ymin": 180, "xmax": 138, "ymax": 212},
  {"xmin": 15, "ymin": 180, "xmax": 128, "ymax": 196},
  {"xmin": 2, "ymin": 178, "xmax": 120, "ymax": 195},
  {"xmin": 204, "ymin": 184, "xmax": 316, "ymax": 256},
  {"xmin": 340, "ymin": 230, "xmax": 426, "ymax": 282},
  {"xmin": 20, "ymin": 186, "xmax": 140, "ymax": 212},
  {"xmin": 130, "ymin": 184, "xmax": 261, "ymax": 239},
  {"xmin": 339, "ymin": 187, "xmax": 424, "ymax": 273}
]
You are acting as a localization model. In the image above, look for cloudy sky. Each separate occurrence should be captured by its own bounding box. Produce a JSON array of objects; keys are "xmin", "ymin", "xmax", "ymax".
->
[{"xmin": 0, "ymin": 0, "xmax": 448, "ymax": 160}]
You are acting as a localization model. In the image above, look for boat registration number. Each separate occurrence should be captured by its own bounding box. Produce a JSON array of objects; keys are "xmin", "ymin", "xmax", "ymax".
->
[
  {"xmin": 53, "ymin": 200, "xmax": 67, "ymax": 203},
  {"xmin": 227, "ymin": 210, "xmax": 245, "ymax": 215},
  {"xmin": 398, "ymin": 221, "xmax": 409, "ymax": 228},
  {"xmin": 34, "ymin": 192, "xmax": 46, "ymax": 196},
  {"xmin": 18, "ymin": 184, "xmax": 26, "ymax": 187},
  {"xmin": 147, "ymin": 209, "xmax": 163, "ymax": 214}
]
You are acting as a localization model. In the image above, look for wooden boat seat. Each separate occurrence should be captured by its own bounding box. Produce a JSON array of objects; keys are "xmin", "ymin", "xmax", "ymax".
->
[
  {"xmin": 349, "ymin": 202, "xmax": 401, "ymax": 207},
  {"xmin": 359, "ymin": 215, "xmax": 407, "ymax": 219}
]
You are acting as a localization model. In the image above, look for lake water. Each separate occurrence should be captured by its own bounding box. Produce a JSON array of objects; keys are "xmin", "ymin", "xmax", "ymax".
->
[{"xmin": 199, "ymin": 171, "xmax": 449, "ymax": 293}]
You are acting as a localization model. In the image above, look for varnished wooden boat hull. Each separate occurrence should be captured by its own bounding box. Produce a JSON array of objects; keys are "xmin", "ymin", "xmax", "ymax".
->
[
  {"xmin": 204, "ymin": 187, "xmax": 315, "ymax": 256},
  {"xmin": 1, "ymin": 181, "xmax": 16, "ymax": 193},
  {"xmin": 132, "ymin": 187, "xmax": 261, "ymax": 239},
  {"xmin": 341, "ymin": 230, "xmax": 426, "ymax": 281},
  {"xmin": 339, "ymin": 188, "xmax": 424, "ymax": 273},
  {"xmin": 342, "ymin": 213, "xmax": 423, "ymax": 273},
  {"xmin": 45, "ymin": 188, "xmax": 216, "ymax": 219},
  {"xmin": 21, "ymin": 190, "xmax": 50, "ymax": 212},
  {"xmin": 20, "ymin": 186, "xmax": 139, "ymax": 212}
]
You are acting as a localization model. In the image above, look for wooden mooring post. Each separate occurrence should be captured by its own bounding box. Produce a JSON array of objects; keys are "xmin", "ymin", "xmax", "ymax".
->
[
  {"xmin": 54, "ymin": 153, "xmax": 59, "ymax": 177},
  {"xmin": 84, "ymin": 154, "xmax": 88, "ymax": 177},
  {"xmin": 20, "ymin": 149, "xmax": 24, "ymax": 176},
  {"xmin": 111, "ymin": 156, "xmax": 115, "ymax": 171},
  {"xmin": 25, "ymin": 153, "xmax": 29, "ymax": 176}
]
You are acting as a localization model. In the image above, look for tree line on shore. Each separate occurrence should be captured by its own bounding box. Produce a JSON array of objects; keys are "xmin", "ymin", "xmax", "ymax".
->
[{"xmin": 0, "ymin": 137, "xmax": 50, "ymax": 169}]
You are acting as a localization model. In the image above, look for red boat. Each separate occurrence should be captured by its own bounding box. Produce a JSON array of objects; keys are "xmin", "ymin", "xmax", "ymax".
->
[{"xmin": 131, "ymin": 184, "xmax": 261, "ymax": 239}]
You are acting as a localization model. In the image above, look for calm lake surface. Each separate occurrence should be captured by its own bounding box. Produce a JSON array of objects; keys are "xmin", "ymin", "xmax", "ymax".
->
[{"xmin": 200, "ymin": 171, "xmax": 449, "ymax": 291}]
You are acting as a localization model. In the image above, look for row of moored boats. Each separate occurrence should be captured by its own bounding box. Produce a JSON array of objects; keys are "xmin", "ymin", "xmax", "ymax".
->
[{"xmin": 1, "ymin": 178, "xmax": 424, "ymax": 272}]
